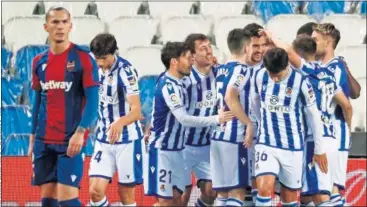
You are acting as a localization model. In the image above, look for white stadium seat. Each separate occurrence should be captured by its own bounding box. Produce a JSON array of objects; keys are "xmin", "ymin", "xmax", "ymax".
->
[
  {"xmin": 70, "ymin": 16, "xmax": 106, "ymax": 45},
  {"xmin": 3, "ymin": 16, "xmax": 47, "ymax": 52},
  {"xmin": 200, "ymin": 2, "xmax": 246, "ymax": 17},
  {"xmin": 266, "ymin": 14, "xmax": 316, "ymax": 44},
  {"xmin": 322, "ymin": 14, "xmax": 366, "ymax": 46},
  {"xmin": 336, "ymin": 45, "xmax": 367, "ymax": 79},
  {"xmin": 124, "ymin": 45, "xmax": 165, "ymax": 77},
  {"xmin": 211, "ymin": 45, "xmax": 226, "ymax": 64},
  {"xmin": 95, "ymin": 2, "xmax": 142, "ymax": 22},
  {"xmin": 160, "ymin": 15, "xmax": 213, "ymax": 43},
  {"xmin": 2, "ymin": 2, "xmax": 39, "ymax": 23},
  {"xmin": 350, "ymin": 78, "xmax": 366, "ymax": 132},
  {"xmin": 109, "ymin": 16, "xmax": 158, "ymax": 55},
  {"xmin": 214, "ymin": 15, "xmax": 264, "ymax": 58},
  {"xmin": 44, "ymin": 2, "xmax": 90, "ymax": 17},
  {"xmin": 148, "ymin": 2, "xmax": 195, "ymax": 19}
]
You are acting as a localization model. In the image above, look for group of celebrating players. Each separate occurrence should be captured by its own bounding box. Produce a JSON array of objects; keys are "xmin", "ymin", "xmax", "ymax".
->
[{"xmin": 28, "ymin": 6, "xmax": 361, "ymax": 207}]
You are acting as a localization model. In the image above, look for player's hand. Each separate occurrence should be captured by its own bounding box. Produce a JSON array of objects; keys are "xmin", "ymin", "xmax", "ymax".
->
[
  {"xmin": 243, "ymin": 123, "xmax": 254, "ymax": 148},
  {"xmin": 28, "ymin": 134, "xmax": 35, "ymax": 161},
  {"xmin": 258, "ymin": 29, "xmax": 273, "ymax": 42},
  {"xmin": 144, "ymin": 125, "xmax": 152, "ymax": 145},
  {"xmin": 67, "ymin": 132, "xmax": 84, "ymax": 157},
  {"xmin": 218, "ymin": 107, "xmax": 234, "ymax": 124},
  {"xmin": 313, "ymin": 153, "xmax": 328, "ymax": 174},
  {"xmin": 107, "ymin": 120, "xmax": 124, "ymax": 144}
]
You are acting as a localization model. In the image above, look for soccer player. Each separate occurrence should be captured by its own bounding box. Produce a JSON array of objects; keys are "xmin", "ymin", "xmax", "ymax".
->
[
  {"xmin": 312, "ymin": 23, "xmax": 360, "ymax": 206},
  {"xmin": 263, "ymin": 30, "xmax": 353, "ymax": 206},
  {"xmin": 251, "ymin": 48, "xmax": 327, "ymax": 207},
  {"xmin": 180, "ymin": 34, "xmax": 217, "ymax": 207},
  {"xmin": 28, "ymin": 6, "xmax": 99, "ymax": 207},
  {"xmin": 88, "ymin": 33, "xmax": 143, "ymax": 207},
  {"xmin": 296, "ymin": 22, "xmax": 317, "ymax": 37},
  {"xmin": 211, "ymin": 28, "xmax": 254, "ymax": 207},
  {"xmin": 144, "ymin": 42, "xmax": 232, "ymax": 206}
]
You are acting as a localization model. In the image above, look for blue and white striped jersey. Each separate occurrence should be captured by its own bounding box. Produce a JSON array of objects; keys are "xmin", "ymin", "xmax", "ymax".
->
[
  {"xmin": 322, "ymin": 56, "xmax": 351, "ymax": 151},
  {"xmin": 149, "ymin": 72, "xmax": 188, "ymax": 151},
  {"xmin": 212, "ymin": 61, "xmax": 251, "ymax": 143},
  {"xmin": 183, "ymin": 66, "xmax": 217, "ymax": 146},
  {"xmin": 252, "ymin": 68, "xmax": 316, "ymax": 151},
  {"xmin": 96, "ymin": 56, "xmax": 143, "ymax": 144}
]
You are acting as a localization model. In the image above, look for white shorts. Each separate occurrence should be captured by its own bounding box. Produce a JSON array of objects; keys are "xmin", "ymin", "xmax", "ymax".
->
[
  {"xmin": 89, "ymin": 139, "xmax": 143, "ymax": 185},
  {"xmin": 302, "ymin": 138, "xmax": 339, "ymax": 196},
  {"xmin": 249, "ymin": 140, "xmax": 256, "ymax": 180},
  {"xmin": 144, "ymin": 148, "xmax": 185, "ymax": 198},
  {"xmin": 254, "ymin": 144, "xmax": 303, "ymax": 190},
  {"xmin": 332, "ymin": 150, "xmax": 349, "ymax": 190},
  {"xmin": 182, "ymin": 145, "xmax": 211, "ymax": 187},
  {"xmin": 210, "ymin": 140, "xmax": 251, "ymax": 191}
]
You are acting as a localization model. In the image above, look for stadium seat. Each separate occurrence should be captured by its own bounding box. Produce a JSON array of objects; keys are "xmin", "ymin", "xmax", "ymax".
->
[
  {"xmin": 214, "ymin": 15, "xmax": 264, "ymax": 58},
  {"xmin": 109, "ymin": 16, "xmax": 158, "ymax": 53},
  {"xmin": 160, "ymin": 15, "xmax": 213, "ymax": 43},
  {"xmin": 1, "ymin": 77, "xmax": 23, "ymax": 106},
  {"xmin": 70, "ymin": 16, "xmax": 106, "ymax": 46},
  {"xmin": 1, "ymin": 105, "xmax": 32, "ymax": 142},
  {"xmin": 44, "ymin": 2, "xmax": 90, "ymax": 17},
  {"xmin": 2, "ymin": 134, "xmax": 30, "ymax": 156},
  {"xmin": 139, "ymin": 75, "xmax": 159, "ymax": 127},
  {"xmin": 266, "ymin": 14, "xmax": 316, "ymax": 44},
  {"xmin": 124, "ymin": 45, "xmax": 165, "ymax": 77},
  {"xmin": 350, "ymin": 78, "xmax": 366, "ymax": 132},
  {"xmin": 2, "ymin": 2, "xmax": 40, "ymax": 23},
  {"xmin": 361, "ymin": 1, "xmax": 367, "ymax": 15},
  {"xmin": 1, "ymin": 47, "xmax": 13, "ymax": 74},
  {"xmin": 200, "ymin": 2, "xmax": 246, "ymax": 18},
  {"xmin": 95, "ymin": 2, "xmax": 142, "ymax": 22},
  {"xmin": 336, "ymin": 45, "xmax": 367, "ymax": 79},
  {"xmin": 3, "ymin": 16, "xmax": 47, "ymax": 52},
  {"xmin": 322, "ymin": 14, "xmax": 366, "ymax": 46},
  {"xmin": 15, "ymin": 45, "xmax": 49, "ymax": 82},
  {"xmin": 306, "ymin": 1, "xmax": 345, "ymax": 21},
  {"xmin": 148, "ymin": 2, "xmax": 195, "ymax": 19},
  {"xmin": 253, "ymin": 1, "xmax": 298, "ymax": 23},
  {"xmin": 211, "ymin": 45, "xmax": 226, "ymax": 64}
]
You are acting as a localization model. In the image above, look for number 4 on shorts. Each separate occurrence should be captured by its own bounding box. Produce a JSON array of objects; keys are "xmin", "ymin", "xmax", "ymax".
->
[{"xmin": 94, "ymin": 151, "xmax": 102, "ymax": 163}]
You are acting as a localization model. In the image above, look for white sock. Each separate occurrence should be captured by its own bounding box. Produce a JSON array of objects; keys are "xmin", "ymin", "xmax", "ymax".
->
[
  {"xmin": 318, "ymin": 201, "xmax": 333, "ymax": 206},
  {"xmin": 215, "ymin": 197, "xmax": 227, "ymax": 206},
  {"xmin": 226, "ymin": 197, "xmax": 244, "ymax": 206},
  {"xmin": 281, "ymin": 201, "xmax": 297, "ymax": 206},
  {"xmin": 90, "ymin": 196, "xmax": 109, "ymax": 207},
  {"xmin": 123, "ymin": 202, "xmax": 136, "ymax": 206},
  {"xmin": 255, "ymin": 195, "xmax": 271, "ymax": 206}
]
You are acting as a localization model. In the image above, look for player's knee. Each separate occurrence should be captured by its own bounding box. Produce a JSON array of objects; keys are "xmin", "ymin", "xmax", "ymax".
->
[
  {"xmin": 89, "ymin": 186, "xmax": 105, "ymax": 202},
  {"xmin": 40, "ymin": 183, "xmax": 57, "ymax": 199}
]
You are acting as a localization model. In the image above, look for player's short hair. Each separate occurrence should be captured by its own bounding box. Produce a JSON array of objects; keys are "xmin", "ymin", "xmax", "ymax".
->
[
  {"xmin": 90, "ymin": 33, "xmax": 118, "ymax": 57},
  {"xmin": 227, "ymin": 28, "xmax": 247, "ymax": 55},
  {"xmin": 263, "ymin": 48, "xmax": 289, "ymax": 74},
  {"xmin": 184, "ymin": 33, "xmax": 208, "ymax": 54},
  {"xmin": 161, "ymin": 41, "xmax": 190, "ymax": 70},
  {"xmin": 243, "ymin": 23, "xmax": 264, "ymax": 38},
  {"xmin": 314, "ymin": 23, "xmax": 341, "ymax": 49},
  {"xmin": 296, "ymin": 22, "xmax": 317, "ymax": 37},
  {"xmin": 292, "ymin": 35, "xmax": 317, "ymax": 58},
  {"xmin": 45, "ymin": 6, "xmax": 71, "ymax": 22}
]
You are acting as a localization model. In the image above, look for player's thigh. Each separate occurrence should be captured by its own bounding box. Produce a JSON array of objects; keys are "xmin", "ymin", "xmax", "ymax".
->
[
  {"xmin": 116, "ymin": 141, "xmax": 143, "ymax": 185},
  {"xmin": 254, "ymin": 144, "xmax": 279, "ymax": 187},
  {"xmin": 332, "ymin": 150, "xmax": 349, "ymax": 190},
  {"xmin": 182, "ymin": 147, "xmax": 195, "ymax": 188},
  {"xmin": 89, "ymin": 141, "xmax": 116, "ymax": 181},
  {"xmin": 32, "ymin": 142, "xmax": 58, "ymax": 187},
  {"xmin": 192, "ymin": 146, "xmax": 212, "ymax": 185},
  {"xmin": 40, "ymin": 182, "xmax": 58, "ymax": 199},
  {"xmin": 171, "ymin": 151, "xmax": 186, "ymax": 196},
  {"xmin": 210, "ymin": 140, "xmax": 225, "ymax": 191},
  {"xmin": 278, "ymin": 148, "xmax": 303, "ymax": 191}
]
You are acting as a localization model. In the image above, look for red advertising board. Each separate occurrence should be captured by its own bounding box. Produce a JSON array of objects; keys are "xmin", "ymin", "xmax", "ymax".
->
[{"xmin": 1, "ymin": 157, "xmax": 366, "ymax": 206}]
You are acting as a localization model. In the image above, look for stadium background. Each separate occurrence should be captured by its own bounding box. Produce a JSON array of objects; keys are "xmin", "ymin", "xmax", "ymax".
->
[{"xmin": 1, "ymin": 1, "xmax": 366, "ymax": 206}]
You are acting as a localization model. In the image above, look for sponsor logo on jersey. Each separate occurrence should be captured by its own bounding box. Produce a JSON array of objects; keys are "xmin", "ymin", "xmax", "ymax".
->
[{"xmin": 40, "ymin": 81, "xmax": 73, "ymax": 92}]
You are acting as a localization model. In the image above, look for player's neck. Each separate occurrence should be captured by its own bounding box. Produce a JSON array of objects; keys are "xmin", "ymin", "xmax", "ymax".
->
[
  {"xmin": 245, "ymin": 58, "xmax": 258, "ymax": 66},
  {"xmin": 321, "ymin": 50, "xmax": 335, "ymax": 65},
  {"xmin": 168, "ymin": 68, "xmax": 184, "ymax": 80},
  {"xmin": 50, "ymin": 40, "xmax": 71, "ymax": 55},
  {"xmin": 230, "ymin": 54, "xmax": 247, "ymax": 64},
  {"xmin": 193, "ymin": 64, "xmax": 211, "ymax": 75}
]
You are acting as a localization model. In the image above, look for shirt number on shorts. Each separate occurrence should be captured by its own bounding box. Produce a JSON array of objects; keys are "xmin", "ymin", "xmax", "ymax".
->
[
  {"xmin": 94, "ymin": 151, "xmax": 102, "ymax": 163},
  {"xmin": 159, "ymin": 169, "xmax": 172, "ymax": 183},
  {"xmin": 255, "ymin": 152, "xmax": 268, "ymax": 163}
]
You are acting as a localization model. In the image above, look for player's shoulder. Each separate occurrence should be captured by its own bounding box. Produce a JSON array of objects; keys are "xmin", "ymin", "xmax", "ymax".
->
[
  {"xmin": 314, "ymin": 68, "xmax": 336, "ymax": 82},
  {"xmin": 32, "ymin": 50, "xmax": 48, "ymax": 69},
  {"xmin": 116, "ymin": 56, "xmax": 136, "ymax": 75},
  {"xmin": 324, "ymin": 56, "xmax": 346, "ymax": 72}
]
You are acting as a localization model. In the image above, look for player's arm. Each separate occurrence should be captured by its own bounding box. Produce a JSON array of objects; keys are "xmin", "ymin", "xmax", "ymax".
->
[
  {"xmin": 340, "ymin": 57, "xmax": 361, "ymax": 99},
  {"xmin": 301, "ymin": 79, "xmax": 328, "ymax": 173},
  {"xmin": 333, "ymin": 87, "xmax": 353, "ymax": 133}
]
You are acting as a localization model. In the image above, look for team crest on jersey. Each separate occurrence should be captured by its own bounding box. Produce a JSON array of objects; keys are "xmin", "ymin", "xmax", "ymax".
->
[
  {"xmin": 160, "ymin": 184, "xmax": 166, "ymax": 191},
  {"xmin": 270, "ymin": 96, "xmax": 279, "ymax": 105},
  {"xmin": 285, "ymin": 87, "xmax": 292, "ymax": 97},
  {"xmin": 66, "ymin": 61, "xmax": 75, "ymax": 71}
]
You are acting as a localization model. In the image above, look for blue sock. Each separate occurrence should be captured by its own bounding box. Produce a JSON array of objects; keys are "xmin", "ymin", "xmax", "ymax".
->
[
  {"xmin": 59, "ymin": 197, "xmax": 82, "ymax": 207},
  {"xmin": 281, "ymin": 201, "xmax": 298, "ymax": 206},
  {"xmin": 226, "ymin": 197, "xmax": 244, "ymax": 206},
  {"xmin": 331, "ymin": 193, "xmax": 343, "ymax": 207},
  {"xmin": 41, "ymin": 198, "xmax": 59, "ymax": 207},
  {"xmin": 256, "ymin": 195, "xmax": 271, "ymax": 206},
  {"xmin": 195, "ymin": 198, "xmax": 208, "ymax": 207}
]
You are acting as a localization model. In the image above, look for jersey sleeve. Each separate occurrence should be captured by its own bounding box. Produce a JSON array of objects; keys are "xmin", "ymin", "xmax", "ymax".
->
[
  {"xmin": 227, "ymin": 65, "xmax": 250, "ymax": 93},
  {"xmin": 162, "ymin": 82, "xmax": 184, "ymax": 111},
  {"xmin": 300, "ymin": 78, "xmax": 317, "ymax": 107},
  {"xmin": 293, "ymin": 58, "xmax": 314, "ymax": 76},
  {"xmin": 80, "ymin": 52, "xmax": 99, "ymax": 88},
  {"xmin": 119, "ymin": 64, "xmax": 140, "ymax": 96},
  {"xmin": 31, "ymin": 56, "xmax": 41, "ymax": 91}
]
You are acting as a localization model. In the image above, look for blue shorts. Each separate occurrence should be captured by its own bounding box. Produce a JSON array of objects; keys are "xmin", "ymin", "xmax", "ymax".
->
[{"xmin": 32, "ymin": 141, "xmax": 85, "ymax": 188}]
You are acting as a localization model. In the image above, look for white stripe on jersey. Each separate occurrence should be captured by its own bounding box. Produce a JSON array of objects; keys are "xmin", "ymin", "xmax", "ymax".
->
[
  {"xmin": 150, "ymin": 72, "xmax": 188, "ymax": 151},
  {"xmin": 96, "ymin": 56, "xmax": 143, "ymax": 144},
  {"xmin": 183, "ymin": 66, "xmax": 217, "ymax": 146},
  {"xmin": 253, "ymin": 68, "xmax": 315, "ymax": 151}
]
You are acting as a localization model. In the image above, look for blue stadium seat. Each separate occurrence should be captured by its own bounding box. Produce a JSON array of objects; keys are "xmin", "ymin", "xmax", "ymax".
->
[
  {"xmin": 306, "ymin": 1, "xmax": 345, "ymax": 21},
  {"xmin": 1, "ymin": 105, "xmax": 32, "ymax": 142},
  {"xmin": 139, "ymin": 75, "xmax": 159, "ymax": 127},
  {"xmin": 361, "ymin": 1, "xmax": 366, "ymax": 15},
  {"xmin": 253, "ymin": 1, "xmax": 297, "ymax": 23},
  {"xmin": 1, "ymin": 47, "xmax": 13, "ymax": 74},
  {"xmin": 1, "ymin": 77, "xmax": 23, "ymax": 106},
  {"xmin": 15, "ymin": 45, "xmax": 49, "ymax": 82},
  {"xmin": 2, "ymin": 134, "xmax": 30, "ymax": 156}
]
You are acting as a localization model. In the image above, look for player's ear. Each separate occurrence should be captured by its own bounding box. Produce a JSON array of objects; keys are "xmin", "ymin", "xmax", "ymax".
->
[
  {"xmin": 69, "ymin": 22, "xmax": 73, "ymax": 31},
  {"xmin": 43, "ymin": 23, "xmax": 48, "ymax": 32}
]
